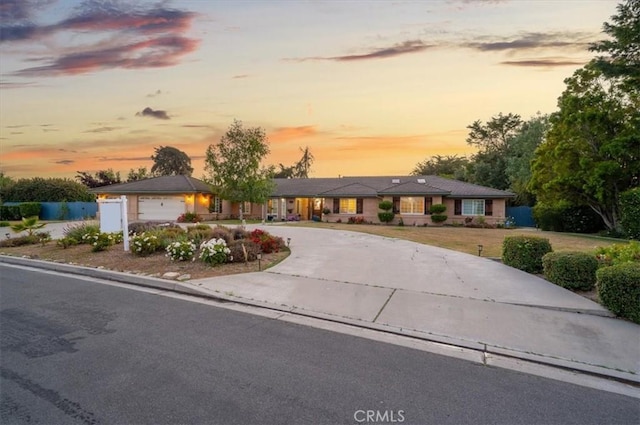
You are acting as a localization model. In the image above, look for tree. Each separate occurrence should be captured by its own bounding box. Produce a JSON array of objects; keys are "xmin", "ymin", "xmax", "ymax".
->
[
  {"xmin": 465, "ymin": 113, "xmax": 523, "ymax": 190},
  {"xmin": 529, "ymin": 62, "xmax": 640, "ymax": 231},
  {"xmin": 127, "ymin": 167, "xmax": 150, "ymax": 182},
  {"xmin": 151, "ymin": 146, "xmax": 193, "ymax": 176},
  {"xmin": 2, "ymin": 178, "xmax": 94, "ymax": 202},
  {"xmin": 273, "ymin": 146, "xmax": 315, "ymax": 179},
  {"xmin": 505, "ymin": 114, "xmax": 550, "ymax": 205},
  {"xmin": 411, "ymin": 155, "xmax": 469, "ymax": 180},
  {"xmin": 76, "ymin": 169, "xmax": 121, "ymax": 188},
  {"xmin": 204, "ymin": 120, "xmax": 275, "ymax": 220},
  {"xmin": 590, "ymin": 0, "xmax": 640, "ymax": 88},
  {"xmin": 294, "ymin": 146, "xmax": 314, "ymax": 178}
]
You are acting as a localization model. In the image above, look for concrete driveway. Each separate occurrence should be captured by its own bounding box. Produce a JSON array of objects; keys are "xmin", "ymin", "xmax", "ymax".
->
[{"xmin": 189, "ymin": 224, "xmax": 640, "ymax": 383}]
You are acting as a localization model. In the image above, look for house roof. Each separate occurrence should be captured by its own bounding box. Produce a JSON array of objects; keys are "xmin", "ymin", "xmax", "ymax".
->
[
  {"xmin": 91, "ymin": 175, "xmax": 213, "ymax": 194},
  {"xmin": 273, "ymin": 175, "xmax": 514, "ymax": 198}
]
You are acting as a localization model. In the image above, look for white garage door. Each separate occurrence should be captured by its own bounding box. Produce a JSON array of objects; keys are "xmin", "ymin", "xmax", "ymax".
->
[{"xmin": 139, "ymin": 196, "xmax": 185, "ymax": 221}]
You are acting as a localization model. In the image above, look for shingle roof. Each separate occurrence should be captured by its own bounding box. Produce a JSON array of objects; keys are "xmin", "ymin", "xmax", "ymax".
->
[
  {"xmin": 273, "ymin": 176, "xmax": 514, "ymax": 198},
  {"xmin": 91, "ymin": 175, "xmax": 213, "ymax": 194}
]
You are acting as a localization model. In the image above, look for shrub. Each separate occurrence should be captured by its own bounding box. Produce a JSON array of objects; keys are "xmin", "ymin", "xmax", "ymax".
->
[
  {"xmin": 19, "ymin": 202, "xmax": 41, "ymax": 218},
  {"xmin": 199, "ymin": 238, "xmax": 231, "ymax": 266},
  {"xmin": 430, "ymin": 204, "xmax": 446, "ymax": 214},
  {"xmin": 1, "ymin": 177, "xmax": 94, "ymax": 202},
  {"xmin": 166, "ymin": 240, "xmax": 197, "ymax": 261},
  {"xmin": 57, "ymin": 237, "xmax": 79, "ymax": 249},
  {"xmin": 532, "ymin": 201, "xmax": 603, "ymax": 233},
  {"xmin": 595, "ymin": 241, "xmax": 640, "ymax": 266},
  {"xmin": 378, "ymin": 200, "xmax": 395, "ymax": 224},
  {"xmin": 431, "ymin": 214, "xmax": 447, "ymax": 223},
  {"xmin": 0, "ymin": 221, "xmax": 9, "ymax": 227},
  {"xmin": 36, "ymin": 231, "xmax": 51, "ymax": 246},
  {"xmin": 0, "ymin": 235, "xmax": 38, "ymax": 247},
  {"xmin": 186, "ymin": 228, "xmax": 215, "ymax": 246},
  {"xmin": 0, "ymin": 205, "xmax": 21, "ymax": 220},
  {"xmin": 347, "ymin": 216, "xmax": 366, "ymax": 224},
  {"xmin": 597, "ymin": 262, "xmax": 640, "ymax": 324},
  {"xmin": 64, "ymin": 222, "xmax": 100, "ymax": 242},
  {"xmin": 131, "ymin": 232, "xmax": 162, "ymax": 256},
  {"xmin": 231, "ymin": 226, "xmax": 248, "ymax": 240},
  {"xmin": 210, "ymin": 226, "xmax": 233, "ymax": 244},
  {"xmin": 619, "ymin": 187, "xmax": 640, "ymax": 239},
  {"xmin": 249, "ymin": 229, "xmax": 284, "ymax": 253},
  {"xmin": 228, "ymin": 239, "xmax": 262, "ymax": 263},
  {"xmin": 542, "ymin": 252, "xmax": 598, "ymax": 291},
  {"xmin": 502, "ymin": 235, "xmax": 552, "ymax": 273},
  {"xmin": 82, "ymin": 232, "xmax": 116, "ymax": 252},
  {"xmin": 177, "ymin": 212, "xmax": 202, "ymax": 223}
]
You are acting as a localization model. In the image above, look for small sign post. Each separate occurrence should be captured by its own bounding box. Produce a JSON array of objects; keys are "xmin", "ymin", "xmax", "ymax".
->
[{"xmin": 97, "ymin": 195, "xmax": 130, "ymax": 251}]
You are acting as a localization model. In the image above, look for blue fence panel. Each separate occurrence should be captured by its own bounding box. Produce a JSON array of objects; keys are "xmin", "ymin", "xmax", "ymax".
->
[
  {"xmin": 506, "ymin": 206, "xmax": 535, "ymax": 228},
  {"xmin": 3, "ymin": 202, "xmax": 97, "ymax": 220}
]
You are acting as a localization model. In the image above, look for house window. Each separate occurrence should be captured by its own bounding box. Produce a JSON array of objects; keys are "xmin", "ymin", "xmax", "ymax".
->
[
  {"xmin": 242, "ymin": 202, "xmax": 251, "ymax": 215},
  {"xmin": 400, "ymin": 197, "xmax": 424, "ymax": 215},
  {"xmin": 210, "ymin": 196, "xmax": 222, "ymax": 213},
  {"xmin": 339, "ymin": 198, "xmax": 357, "ymax": 214},
  {"xmin": 462, "ymin": 199, "xmax": 485, "ymax": 215},
  {"xmin": 267, "ymin": 199, "xmax": 278, "ymax": 215}
]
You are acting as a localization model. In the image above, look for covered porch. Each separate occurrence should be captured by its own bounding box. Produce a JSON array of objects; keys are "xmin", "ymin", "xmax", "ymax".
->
[{"xmin": 265, "ymin": 197, "xmax": 325, "ymax": 222}]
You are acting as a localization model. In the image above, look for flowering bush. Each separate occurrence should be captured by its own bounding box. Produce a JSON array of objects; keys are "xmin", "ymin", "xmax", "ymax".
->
[
  {"xmin": 199, "ymin": 238, "xmax": 231, "ymax": 266},
  {"xmin": 248, "ymin": 229, "xmax": 283, "ymax": 254},
  {"xmin": 82, "ymin": 232, "xmax": 116, "ymax": 252},
  {"xmin": 131, "ymin": 232, "xmax": 161, "ymax": 256},
  {"xmin": 177, "ymin": 212, "xmax": 202, "ymax": 223},
  {"xmin": 166, "ymin": 240, "xmax": 197, "ymax": 261}
]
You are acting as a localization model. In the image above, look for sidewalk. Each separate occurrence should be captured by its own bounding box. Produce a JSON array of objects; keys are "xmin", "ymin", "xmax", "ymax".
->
[{"xmin": 187, "ymin": 225, "xmax": 640, "ymax": 384}]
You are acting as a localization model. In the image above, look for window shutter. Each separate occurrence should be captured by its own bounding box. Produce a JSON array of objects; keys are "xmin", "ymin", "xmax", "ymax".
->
[
  {"xmin": 392, "ymin": 197, "xmax": 400, "ymax": 213},
  {"xmin": 356, "ymin": 198, "xmax": 363, "ymax": 214},
  {"xmin": 454, "ymin": 199, "xmax": 462, "ymax": 215},
  {"xmin": 333, "ymin": 198, "xmax": 340, "ymax": 214},
  {"xmin": 425, "ymin": 197, "xmax": 432, "ymax": 215},
  {"xmin": 485, "ymin": 199, "xmax": 493, "ymax": 216}
]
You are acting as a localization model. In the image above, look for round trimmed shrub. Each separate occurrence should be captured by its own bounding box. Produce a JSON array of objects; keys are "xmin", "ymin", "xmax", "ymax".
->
[
  {"xmin": 430, "ymin": 214, "xmax": 447, "ymax": 223},
  {"xmin": 542, "ymin": 251, "xmax": 598, "ymax": 291},
  {"xmin": 378, "ymin": 211, "xmax": 395, "ymax": 224},
  {"xmin": 597, "ymin": 262, "xmax": 640, "ymax": 324},
  {"xmin": 430, "ymin": 204, "xmax": 446, "ymax": 214},
  {"xmin": 502, "ymin": 235, "xmax": 552, "ymax": 273}
]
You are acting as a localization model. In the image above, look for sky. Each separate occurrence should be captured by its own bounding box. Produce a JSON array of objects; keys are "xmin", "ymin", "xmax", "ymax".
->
[{"xmin": 0, "ymin": 0, "xmax": 620, "ymax": 180}]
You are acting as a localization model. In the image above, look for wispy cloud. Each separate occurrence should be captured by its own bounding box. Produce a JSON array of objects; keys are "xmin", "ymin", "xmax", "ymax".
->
[
  {"xmin": 55, "ymin": 159, "xmax": 74, "ymax": 165},
  {"xmin": 288, "ymin": 40, "xmax": 433, "ymax": 62},
  {"xmin": 147, "ymin": 89, "xmax": 163, "ymax": 97},
  {"xmin": 2, "ymin": 2, "xmax": 200, "ymax": 77},
  {"xmin": 270, "ymin": 126, "xmax": 318, "ymax": 142},
  {"xmin": 499, "ymin": 58, "xmax": 586, "ymax": 68},
  {"xmin": 83, "ymin": 126, "xmax": 122, "ymax": 133},
  {"xmin": 462, "ymin": 32, "xmax": 591, "ymax": 53},
  {"xmin": 232, "ymin": 74, "xmax": 249, "ymax": 79},
  {"xmin": 136, "ymin": 107, "xmax": 170, "ymax": 120}
]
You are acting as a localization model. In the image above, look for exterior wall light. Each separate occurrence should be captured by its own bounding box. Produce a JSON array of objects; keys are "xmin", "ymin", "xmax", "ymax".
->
[{"xmin": 477, "ymin": 244, "xmax": 484, "ymax": 256}]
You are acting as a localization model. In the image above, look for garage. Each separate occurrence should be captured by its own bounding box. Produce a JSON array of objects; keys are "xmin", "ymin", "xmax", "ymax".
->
[{"xmin": 138, "ymin": 196, "xmax": 185, "ymax": 221}]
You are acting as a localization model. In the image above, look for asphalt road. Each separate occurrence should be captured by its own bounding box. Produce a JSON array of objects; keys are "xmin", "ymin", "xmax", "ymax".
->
[{"xmin": 1, "ymin": 264, "xmax": 638, "ymax": 425}]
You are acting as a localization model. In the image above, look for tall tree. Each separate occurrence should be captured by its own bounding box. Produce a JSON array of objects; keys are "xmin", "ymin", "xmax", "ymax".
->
[
  {"xmin": 529, "ymin": 62, "xmax": 640, "ymax": 231},
  {"xmin": 590, "ymin": 0, "xmax": 639, "ymax": 88},
  {"xmin": 273, "ymin": 164, "xmax": 295, "ymax": 179},
  {"xmin": 294, "ymin": 146, "xmax": 315, "ymax": 178},
  {"xmin": 465, "ymin": 113, "xmax": 523, "ymax": 190},
  {"xmin": 76, "ymin": 169, "xmax": 121, "ymax": 188},
  {"xmin": 411, "ymin": 155, "xmax": 469, "ymax": 180},
  {"xmin": 204, "ymin": 120, "xmax": 275, "ymax": 220},
  {"xmin": 505, "ymin": 114, "xmax": 550, "ymax": 205},
  {"xmin": 151, "ymin": 146, "xmax": 193, "ymax": 176}
]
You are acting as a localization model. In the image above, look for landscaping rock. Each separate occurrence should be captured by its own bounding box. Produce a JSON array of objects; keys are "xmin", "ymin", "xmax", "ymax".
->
[
  {"xmin": 162, "ymin": 272, "xmax": 180, "ymax": 279},
  {"xmin": 177, "ymin": 274, "xmax": 191, "ymax": 281}
]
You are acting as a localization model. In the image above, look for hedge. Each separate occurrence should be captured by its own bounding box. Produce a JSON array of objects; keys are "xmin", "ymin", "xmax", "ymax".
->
[
  {"xmin": 619, "ymin": 187, "xmax": 640, "ymax": 239},
  {"xmin": 0, "ymin": 205, "xmax": 21, "ymax": 220},
  {"xmin": 597, "ymin": 262, "xmax": 640, "ymax": 324},
  {"xmin": 542, "ymin": 251, "xmax": 598, "ymax": 291},
  {"xmin": 19, "ymin": 202, "xmax": 41, "ymax": 218},
  {"xmin": 532, "ymin": 201, "xmax": 604, "ymax": 233},
  {"xmin": 502, "ymin": 235, "xmax": 552, "ymax": 273}
]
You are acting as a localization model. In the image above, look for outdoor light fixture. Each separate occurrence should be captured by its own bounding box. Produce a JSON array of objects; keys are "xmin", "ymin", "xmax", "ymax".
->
[
  {"xmin": 257, "ymin": 253, "xmax": 262, "ymax": 271},
  {"xmin": 287, "ymin": 237, "xmax": 291, "ymax": 247},
  {"xmin": 5, "ymin": 233, "xmax": 9, "ymax": 239},
  {"xmin": 477, "ymin": 244, "xmax": 484, "ymax": 256}
]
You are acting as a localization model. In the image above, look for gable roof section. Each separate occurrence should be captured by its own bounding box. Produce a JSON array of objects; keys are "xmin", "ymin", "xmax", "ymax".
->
[
  {"xmin": 319, "ymin": 183, "xmax": 379, "ymax": 197},
  {"xmin": 91, "ymin": 175, "xmax": 213, "ymax": 194}
]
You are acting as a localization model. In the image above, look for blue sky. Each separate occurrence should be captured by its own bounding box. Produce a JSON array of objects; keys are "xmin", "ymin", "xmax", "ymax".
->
[{"xmin": 0, "ymin": 0, "xmax": 619, "ymax": 179}]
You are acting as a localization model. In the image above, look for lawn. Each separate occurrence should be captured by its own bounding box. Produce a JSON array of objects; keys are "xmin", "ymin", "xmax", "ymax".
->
[{"xmin": 291, "ymin": 222, "xmax": 624, "ymax": 258}]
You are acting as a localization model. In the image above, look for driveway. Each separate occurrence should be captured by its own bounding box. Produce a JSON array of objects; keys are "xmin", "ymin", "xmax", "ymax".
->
[{"xmin": 189, "ymin": 224, "xmax": 640, "ymax": 383}]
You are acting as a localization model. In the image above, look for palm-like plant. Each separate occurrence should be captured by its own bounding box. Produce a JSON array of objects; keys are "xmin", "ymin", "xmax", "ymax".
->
[{"xmin": 10, "ymin": 216, "xmax": 45, "ymax": 236}]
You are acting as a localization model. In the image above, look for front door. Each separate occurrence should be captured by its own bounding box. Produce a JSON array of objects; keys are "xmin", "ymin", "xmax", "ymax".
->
[{"xmin": 312, "ymin": 198, "xmax": 323, "ymax": 220}]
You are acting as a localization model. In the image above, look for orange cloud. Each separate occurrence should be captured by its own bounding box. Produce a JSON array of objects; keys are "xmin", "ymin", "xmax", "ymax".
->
[{"xmin": 269, "ymin": 126, "xmax": 318, "ymax": 143}]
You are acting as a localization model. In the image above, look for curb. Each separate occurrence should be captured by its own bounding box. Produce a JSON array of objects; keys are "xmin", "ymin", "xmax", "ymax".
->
[{"xmin": 1, "ymin": 254, "xmax": 638, "ymax": 386}]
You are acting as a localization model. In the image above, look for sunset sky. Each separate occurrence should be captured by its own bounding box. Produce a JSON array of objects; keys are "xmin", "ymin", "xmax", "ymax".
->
[{"xmin": 0, "ymin": 0, "xmax": 619, "ymax": 180}]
